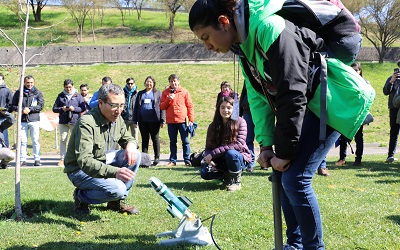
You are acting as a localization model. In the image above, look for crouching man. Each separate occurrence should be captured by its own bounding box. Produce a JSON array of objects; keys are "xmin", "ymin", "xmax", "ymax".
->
[{"xmin": 64, "ymin": 84, "xmax": 141, "ymax": 215}]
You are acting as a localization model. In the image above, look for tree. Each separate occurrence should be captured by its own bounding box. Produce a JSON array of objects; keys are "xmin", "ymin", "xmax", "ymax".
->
[
  {"xmin": 0, "ymin": 0, "xmax": 63, "ymax": 221},
  {"xmin": 111, "ymin": 0, "xmax": 126, "ymax": 26},
  {"xmin": 61, "ymin": 0, "xmax": 95, "ymax": 42},
  {"xmin": 132, "ymin": 0, "xmax": 148, "ymax": 21},
  {"xmin": 352, "ymin": 0, "xmax": 400, "ymax": 63},
  {"xmin": 29, "ymin": 0, "xmax": 48, "ymax": 22},
  {"xmin": 160, "ymin": 0, "xmax": 184, "ymax": 43}
]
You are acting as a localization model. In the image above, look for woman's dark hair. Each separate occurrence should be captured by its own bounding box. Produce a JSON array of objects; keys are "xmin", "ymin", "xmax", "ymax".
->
[
  {"xmin": 144, "ymin": 76, "xmax": 157, "ymax": 91},
  {"xmin": 189, "ymin": 0, "xmax": 236, "ymax": 31},
  {"xmin": 351, "ymin": 61, "xmax": 363, "ymax": 77},
  {"xmin": 209, "ymin": 96, "xmax": 239, "ymax": 147},
  {"xmin": 220, "ymin": 81, "xmax": 231, "ymax": 91}
]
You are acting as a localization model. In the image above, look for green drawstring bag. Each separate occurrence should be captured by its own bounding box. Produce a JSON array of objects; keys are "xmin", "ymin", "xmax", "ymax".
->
[{"xmin": 308, "ymin": 58, "xmax": 375, "ymax": 139}]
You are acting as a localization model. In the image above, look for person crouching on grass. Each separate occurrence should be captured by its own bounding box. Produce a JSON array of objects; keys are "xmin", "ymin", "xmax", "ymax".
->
[{"xmin": 200, "ymin": 96, "xmax": 252, "ymax": 191}]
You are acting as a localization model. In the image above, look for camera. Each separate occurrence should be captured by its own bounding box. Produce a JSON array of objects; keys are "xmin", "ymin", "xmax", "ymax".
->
[{"xmin": 170, "ymin": 89, "xmax": 176, "ymax": 94}]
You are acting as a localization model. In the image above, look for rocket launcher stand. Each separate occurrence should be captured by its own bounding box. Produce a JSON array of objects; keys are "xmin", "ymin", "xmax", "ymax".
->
[
  {"xmin": 269, "ymin": 169, "xmax": 283, "ymax": 250},
  {"xmin": 157, "ymin": 216, "xmax": 214, "ymax": 246}
]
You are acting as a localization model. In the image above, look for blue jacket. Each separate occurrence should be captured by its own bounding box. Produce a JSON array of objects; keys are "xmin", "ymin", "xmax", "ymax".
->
[{"xmin": 53, "ymin": 90, "xmax": 86, "ymax": 124}]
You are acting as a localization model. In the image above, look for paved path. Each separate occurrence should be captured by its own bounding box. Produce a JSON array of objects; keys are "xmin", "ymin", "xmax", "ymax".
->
[{"xmin": 6, "ymin": 143, "xmax": 387, "ymax": 168}]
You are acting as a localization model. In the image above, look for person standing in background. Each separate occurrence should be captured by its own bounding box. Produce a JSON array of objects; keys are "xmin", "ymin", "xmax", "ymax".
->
[
  {"xmin": 215, "ymin": 81, "xmax": 238, "ymax": 106},
  {"xmin": 11, "ymin": 75, "xmax": 44, "ymax": 166},
  {"xmin": 0, "ymin": 73, "xmax": 13, "ymax": 148},
  {"xmin": 122, "ymin": 77, "xmax": 139, "ymax": 140},
  {"xmin": 80, "ymin": 83, "xmax": 92, "ymax": 114},
  {"xmin": 53, "ymin": 79, "xmax": 86, "ymax": 166},
  {"xmin": 160, "ymin": 74, "xmax": 194, "ymax": 167},
  {"xmin": 133, "ymin": 76, "xmax": 165, "ymax": 166},
  {"xmin": 383, "ymin": 60, "xmax": 400, "ymax": 163},
  {"xmin": 89, "ymin": 76, "xmax": 112, "ymax": 109}
]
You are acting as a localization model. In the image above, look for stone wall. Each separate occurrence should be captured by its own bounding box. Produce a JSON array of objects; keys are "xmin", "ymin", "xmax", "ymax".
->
[{"xmin": 0, "ymin": 44, "xmax": 399, "ymax": 66}]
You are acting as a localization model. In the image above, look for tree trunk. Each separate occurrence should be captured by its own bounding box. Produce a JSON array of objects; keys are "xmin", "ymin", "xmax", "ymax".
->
[{"xmin": 169, "ymin": 13, "xmax": 175, "ymax": 43}]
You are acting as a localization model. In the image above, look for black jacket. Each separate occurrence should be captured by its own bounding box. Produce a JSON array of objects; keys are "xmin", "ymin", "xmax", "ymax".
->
[
  {"xmin": 133, "ymin": 89, "xmax": 165, "ymax": 124},
  {"xmin": 11, "ymin": 87, "xmax": 44, "ymax": 122}
]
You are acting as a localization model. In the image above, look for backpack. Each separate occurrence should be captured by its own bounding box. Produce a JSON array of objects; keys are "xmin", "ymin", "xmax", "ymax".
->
[
  {"xmin": 190, "ymin": 150, "xmax": 204, "ymax": 167},
  {"xmin": 276, "ymin": 0, "xmax": 361, "ymax": 65}
]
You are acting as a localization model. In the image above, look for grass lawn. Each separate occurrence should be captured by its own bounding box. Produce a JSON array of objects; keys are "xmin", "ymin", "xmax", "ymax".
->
[{"xmin": 0, "ymin": 154, "xmax": 399, "ymax": 249}]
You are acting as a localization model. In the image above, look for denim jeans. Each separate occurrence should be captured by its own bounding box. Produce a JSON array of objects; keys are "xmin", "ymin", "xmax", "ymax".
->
[
  {"xmin": 21, "ymin": 121, "xmax": 41, "ymax": 161},
  {"xmin": 67, "ymin": 149, "xmax": 141, "ymax": 204},
  {"xmin": 167, "ymin": 123, "xmax": 190, "ymax": 163},
  {"xmin": 243, "ymin": 113, "xmax": 255, "ymax": 168},
  {"xmin": 59, "ymin": 124, "xmax": 74, "ymax": 160},
  {"xmin": 388, "ymin": 108, "xmax": 399, "ymax": 158},
  {"xmin": 200, "ymin": 149, "xmax": 247, "ymax": 180},
  {"xmin": 279, "ymin": 112, "xmax": 340, "ymax": 250}
]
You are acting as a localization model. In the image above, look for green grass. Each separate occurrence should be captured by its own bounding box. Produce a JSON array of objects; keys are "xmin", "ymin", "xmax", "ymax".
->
[{"xmin": 0, "ymin": 154, "xmax": 399, "ymax": 249}]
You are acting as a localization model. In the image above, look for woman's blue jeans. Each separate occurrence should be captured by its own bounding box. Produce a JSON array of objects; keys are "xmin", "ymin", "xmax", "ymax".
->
[
  {"xmin": 200, "ymin": 149, "xmax": 246, "ymax": 180},
  {"xmin": 67, "ymin": 149, "xmax": 141, "ymax": 204},
  {"xmin": 280, "ymin": 112, "xmax": 340, "ymax": 250}
]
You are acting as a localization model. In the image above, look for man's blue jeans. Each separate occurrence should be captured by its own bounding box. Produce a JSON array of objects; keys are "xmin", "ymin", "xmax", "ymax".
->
[
  {"xmin": 67, "ymin": 149, "xmax": 141, "ymax": 204},
  {"xmin": 280, "ymin": 112, "xmax": 340, "ymax": 250},
  {"xmin": 167, "ymin": 123, "xmax": 190, "ymax": 163},
  {"xmin": 200, "ymin": 150, "xmax": 247, "ymax": 180}
]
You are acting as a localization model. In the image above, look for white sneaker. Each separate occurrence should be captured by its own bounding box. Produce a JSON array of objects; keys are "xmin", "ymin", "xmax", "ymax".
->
[{"xmin": 385, "ymin": 157, "xmax": 398, "ymax": 163}]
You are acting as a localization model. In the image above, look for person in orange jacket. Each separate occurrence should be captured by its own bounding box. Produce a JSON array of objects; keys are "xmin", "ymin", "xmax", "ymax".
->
[{"xmin": 160, "ymin": 74, "xmax": 194, "ymax": 167}]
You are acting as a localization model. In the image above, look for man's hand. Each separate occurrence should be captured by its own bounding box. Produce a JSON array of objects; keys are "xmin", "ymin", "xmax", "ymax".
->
[
  {"xmin": 203, "ymin": 154, "xmax": 213, "ymax": 165},
  {"xmin": 168, "ymin": 93, "xmax": 175, "ymax": 100},
  {"xmin": 22, "ymin": 107, "xmax": 30, "ymax": 115},
  {"xmin": 116, "ymin": 167, "xmax": 135, "ymax": 183},
  {"xmin": 257, "ymin": 149, "xmax": 275, "ymax": 169},
  {"xmin": 124, "ymin": 142, "xmax": 138, "ymax": 166}
]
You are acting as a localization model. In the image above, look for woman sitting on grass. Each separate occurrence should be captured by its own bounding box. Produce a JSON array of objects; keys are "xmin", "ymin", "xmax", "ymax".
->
[{"xmin": 201, "ymin": 96, "xmax": 252, "ymax": 191}]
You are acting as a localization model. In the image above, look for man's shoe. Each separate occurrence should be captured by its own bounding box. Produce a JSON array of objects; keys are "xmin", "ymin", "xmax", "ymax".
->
[
  {"xmin": 166, "ymin": 162, "xmax": 176, "ymax": 167},
  {"xmin": 34, "ymin": 160, "xmax": 42, "ymax": 166},
  {"xmin": 20, "ymin": 161, "xmax": 27, "ymax": 167},
  {"xmin": 352, "ymin": 160, "xmax": 362, "ymax": 166},
  {"xmin": 317, "ymin": 167, "xmax": 330, "ymax": 176},
  {"xmin": 73, "ymin": 188, "xmax": 90, "ymax": 215},
  {"xmin": 107, "ymin": 200, "xmax": 139, "ymax": 215},
  {"xmin": 152, "ymin": 158, "xmax": 160, "ymax": 166},
  {"xmin": 0, "ymin": 164, "xmax": 9, "ymax": 169},
  {"xmin": 385, "ymin": 156, "xmax": 397, "ymax": 163},
  {"xmin": 335, "ymin": 159, "xmax": 346, "ymax": 166},
  {"xmin": 184, "ymin": 161, "xmax": 192, "ymax": 167}
]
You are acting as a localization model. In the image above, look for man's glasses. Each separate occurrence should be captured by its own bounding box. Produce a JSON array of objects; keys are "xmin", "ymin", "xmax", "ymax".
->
[{"xmin": 105, "ymin": 102, "xmax": 127, "ymax": 110}]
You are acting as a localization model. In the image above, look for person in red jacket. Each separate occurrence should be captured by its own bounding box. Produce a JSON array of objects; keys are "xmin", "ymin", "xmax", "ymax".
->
[{"xmin": 160, "ymin": 74, "xmax": 194, "ymax": 166}]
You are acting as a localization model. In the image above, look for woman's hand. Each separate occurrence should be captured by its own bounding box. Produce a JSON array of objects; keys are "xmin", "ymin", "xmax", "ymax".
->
[
  {"xmin": 204, "ymin": 154, "xmax": 213, "ymax": 165},
  {"xmin": 271, "ymin": 157, "xmax": 291, "ymax": 172}
]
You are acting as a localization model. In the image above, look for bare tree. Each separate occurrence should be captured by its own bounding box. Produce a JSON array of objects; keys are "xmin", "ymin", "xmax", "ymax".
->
[
  {"xmin": 61, "ymin": 0, "xmax": 95, "ymax": 42},
  {"xmin": 353, "ymin": 0, "xmax": 400, "ymax": 63},
  {"xmin": 0, "ymin": 0, "xmax": 63, "ymax": 220},
  {"xmin": 132, "ymin": 0, "xmax": 148, "ymax": 21},
  {"xmin": 29, "ymin": 0, "xmax": 48, "ymax": 22},
  {"xmin": 111, "ymin": 0, "xmax": 126, "ymax": 26},
  {"xmin": 1, "ymin": 0, "xmax": 23, "ymax": 28},
  {"xmin": 160, "ymin": 0, "xmax": 184, "ymax": 43}
]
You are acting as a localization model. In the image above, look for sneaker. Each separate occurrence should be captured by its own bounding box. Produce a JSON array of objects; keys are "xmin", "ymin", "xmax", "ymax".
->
[
  {"xmin": 335, "ymin": 159, "xmax": 346, "ymax": 166},
  {"xmin": 283, "ymin": 244, "xmax": 299, "ymax": 250},
  {"xmin": 20, "ymin": 161, "xmax": 27, "ymax": 167},
  {"xmin": 184, "ymin": 161, "xmax": 192, "ymax": 167},
  {"xmin": 246, "ymin": 166, "xmax": 254, "ymax": 173},
  {"xmin": 317, "ymin": 167, "xmax": 329, "ymax": 176},
  {"xmin": 227, "ymin": 183, "xmax": 242, "ymax": 191},
  {"xmin": 107, "ymin": 200, "xmax": 139, "ymax": 215},
  {"xmin": 34, "ymin": 160, "xmax": 42, "ymax": 166},
  {"xmin": 166, "ymin": 162, "xmax": 176, "ymax": 167},
  {"xmin": 152, "ymin": 158, "xmax": 159, "ymax": 166},
  {"xmin": 352, "ymin": 160, "xmax": 362, "ymax": 166},
  {"xmin": 0, "ymin": 164, "xmax": 9, "ymax": 169},
  {"xmin": 58, "ymin": 159, "xmax": 64, "ymax": 166},
  {"xmin": 385, "ymin": 157, "xmax": 397, "ymax": 163},
  {"xmin": 73, "ymin": 188, "xmax": 90, "ymax": 215}
]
